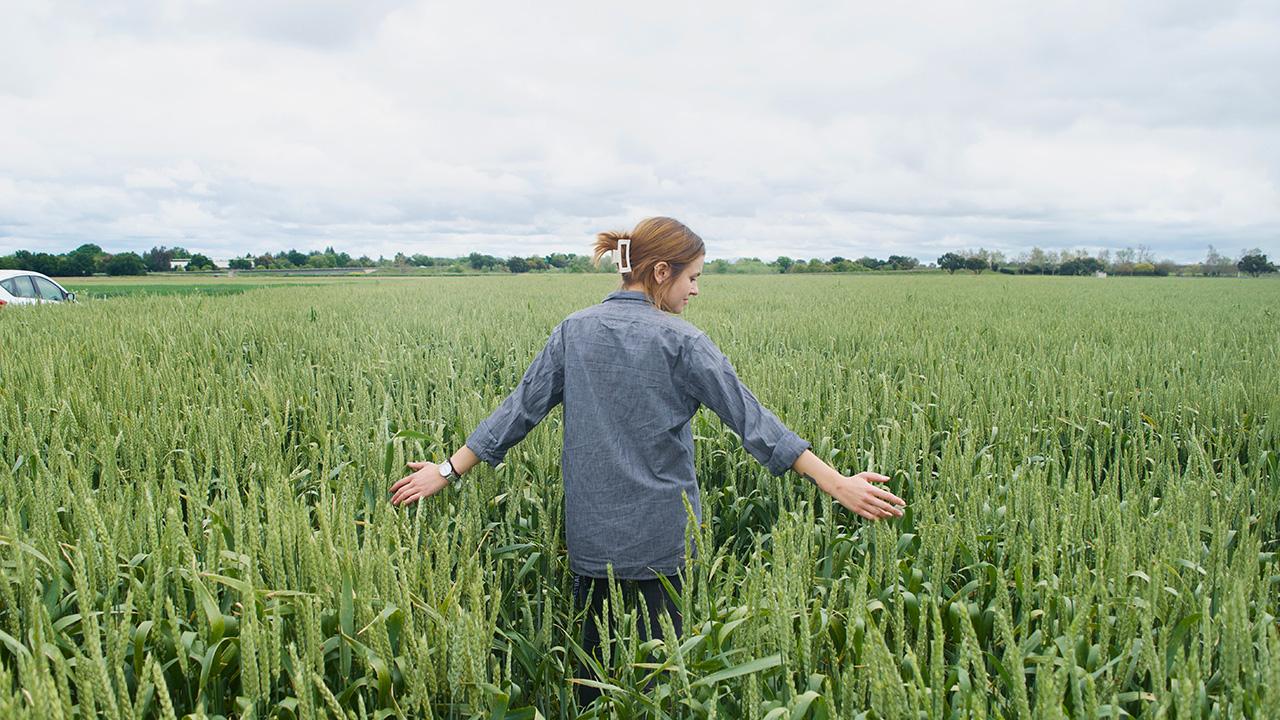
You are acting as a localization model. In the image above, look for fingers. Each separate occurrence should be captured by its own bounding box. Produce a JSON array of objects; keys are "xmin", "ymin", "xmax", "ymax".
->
[
  {"xmin": 870, "ymin": 497, "xmax": 903, "ymax": 517},
  {"xmin": 872, "ymin": 487, "xmax": 907, "ymax": 507},
  {"xmin": 390, "ymin": 463, "xmax": 427, "ymax": 495},
  {"xmin": 855, "ymin": 502, "xmax": 896, "ymax": 520},
  {"xmin": 862, "ymin": 472, "xmax": 891, "ymax": 483},
  {"xmin": 390, "ymin": 475, "xmax": 417, "ymax": 505},
  {"xmin": 391, "ymin": 483, "xmax": 421, "ymax": 506}
]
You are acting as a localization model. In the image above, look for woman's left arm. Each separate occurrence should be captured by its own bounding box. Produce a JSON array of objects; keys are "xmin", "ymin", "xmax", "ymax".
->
[{"xmin": 680, "ymin": 333, "xmax": 811, "ymax": 476}]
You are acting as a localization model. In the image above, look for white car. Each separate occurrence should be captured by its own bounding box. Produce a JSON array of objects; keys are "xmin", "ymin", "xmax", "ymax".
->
[{"xmin": 0, "ymin": 270, "xmax": 77, "ymax": 307}]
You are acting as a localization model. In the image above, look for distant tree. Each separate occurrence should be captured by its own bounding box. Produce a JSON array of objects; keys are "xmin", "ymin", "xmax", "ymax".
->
[
  {"xmin": 467, "ymin": 252, "xmax": 502, "ymax": 270},
  {"xmin": 306, "ymin": 253, "xmax": 336, "ymax": 268},
  {"xmin": 1110, "ymin": 247, "xmax": 1137, "ymax": 275},
  {"xmin": 937, "ymin": 253, "xmax": 966, "ymax": 274},
  {"xmin": 105, "ymin": 252, "xmax": 147, "ymax": 276},
  {"xmin": 24, "ymin": 252, "xmax": 62, "ymax": 276},
  {"xmin": 60, "ymin": 251, "xmax": 96, "ymax": 276},
  {"xmin": 775, "ymin": 256, "xmax": 793, "ymax": 273},
  {"xmin": 856, "ymin": 256, "xmax": 886, "ymax": 270},
  {"xmin": 143, "ymin": 246, "xmax": 174, "ymax": 272},
  {"xmin": 228, "ymin": 256, "xmax": 253, "ymax": 270},
  {"xmin": 506, "ymin": 256, "xmax": 530, "ymax": 273},
  {"xmin": 545, "ymin": 253, "xmax": 571, "ymax": 269},
  {"xmin": 1058, "ymin": 257, "xmax": 1105, "ymax": 276},
  {"xmin": 65, "ymin": 244, "xmax": 105, "ymax": 275},
  {"xmin": 0, "ymin": 250, "xmax": 33, "ymax": 271},
  {"xmin": 186, "ymin": 254, "xmax": 215, "ymax": 271},
  {"xmin": 1201, "ymin": 246, "xmax": 1233, "ymax": 276},
  {"xmin": 964, "ymin": 256, "xmax": 989, "ymax": 274},
  {"xmin": 1132, "ymin": 262, "xmax": 1156, "ymax": 276},
  {"xmin": 886, "ymin": 255, "xmax": 919, "ymax": 271},
  {"xmin": 284, "ymin": 249, "xmax": 308, "ymax": 267},
  {"xmin": 1237, "ymin": 252, "xmax": 1275, "ymax": 277},
  {"xmin": 1019, "ymin": 247, "xmax": 1056, "ymax": 275},
  {"xmin": 356, "ymin": 255, "xmax": 374, "ymax": 267}
]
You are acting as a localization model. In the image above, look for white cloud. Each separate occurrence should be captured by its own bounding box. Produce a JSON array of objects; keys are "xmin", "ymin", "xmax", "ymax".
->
[{"xmin": 0, "ymin": 0, "xmax": 1277, "ymax": 263}]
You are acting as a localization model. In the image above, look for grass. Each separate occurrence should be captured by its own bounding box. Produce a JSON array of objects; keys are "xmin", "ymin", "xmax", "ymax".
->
[{"xmin": 0, "ymin": 274, "xmax": 1276, "ymax": 719}]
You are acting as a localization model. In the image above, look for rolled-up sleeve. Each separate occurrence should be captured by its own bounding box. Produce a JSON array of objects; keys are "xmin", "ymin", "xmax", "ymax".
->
[
  {"xmin": 680, "ymin": 334, "xmax": 810, "ymax": 476},
  {"xmin": 466, "ymin": 324, "xmax": 565, "ymax": 466}
]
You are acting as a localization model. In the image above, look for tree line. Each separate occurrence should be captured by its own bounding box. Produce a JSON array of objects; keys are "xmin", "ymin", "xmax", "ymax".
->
[
  {"xmin": 934, "ymin": 245, "xmax": 1275, "ymax": 277},
  {"xmin": 1, "ymin": 242, "xmax": 1274, "ymax": 277}
]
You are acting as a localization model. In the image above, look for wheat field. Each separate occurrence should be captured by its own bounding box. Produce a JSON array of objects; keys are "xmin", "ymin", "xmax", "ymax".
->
[{"xmin": 1, "ymin": 274, "xmax": 1276, "ymax": 719}]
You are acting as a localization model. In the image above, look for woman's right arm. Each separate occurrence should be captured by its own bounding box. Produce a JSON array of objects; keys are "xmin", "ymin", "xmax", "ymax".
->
[
  {"xmin": 390, "ymin": 324, "xmax": 565, "ymax": 507},
  {"xmin": 389, "ymin": 445, "xmax": 481, "ymax": 506}
]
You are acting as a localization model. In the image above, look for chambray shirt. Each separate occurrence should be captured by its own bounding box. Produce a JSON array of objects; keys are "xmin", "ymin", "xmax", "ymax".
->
[{"xmin": 466, "ymin": 289, "xmax": 811, "ymax": 579}]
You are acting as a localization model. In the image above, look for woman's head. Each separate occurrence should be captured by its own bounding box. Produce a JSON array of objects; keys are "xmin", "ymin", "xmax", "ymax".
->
[{"xmin": 593, "ymin": 217, "xmax": 706, "ymax": 314}]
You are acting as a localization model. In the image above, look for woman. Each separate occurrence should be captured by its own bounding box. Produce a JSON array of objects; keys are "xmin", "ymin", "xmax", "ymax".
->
[{"xmin": 389, "ymin": 217, "xmax": 905, "ymax": 705}]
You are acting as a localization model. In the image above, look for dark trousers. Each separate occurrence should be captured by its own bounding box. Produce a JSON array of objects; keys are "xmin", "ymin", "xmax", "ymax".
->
[{"xmin": 572, "ymin": 572, "xmax": 683, "ymax": 708}]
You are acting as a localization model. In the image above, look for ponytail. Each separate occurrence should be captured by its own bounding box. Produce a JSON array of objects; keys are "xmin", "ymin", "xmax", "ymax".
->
[
  {"xmin": 592, "ymin": 231, "xmax": 629, "ymax": 269},
  {"xmin": 590, "ymin": 218, "xmax": 705, "ymax": 311}
]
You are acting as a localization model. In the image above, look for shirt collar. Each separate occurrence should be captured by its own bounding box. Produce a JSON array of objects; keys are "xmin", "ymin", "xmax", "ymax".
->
[{"xmin": 603, "ymin": 289, "xmax": 653, "ymax": 304}]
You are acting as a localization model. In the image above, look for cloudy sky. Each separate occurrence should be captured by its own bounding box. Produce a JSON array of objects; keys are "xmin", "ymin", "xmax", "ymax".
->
[{"xmin": 2, "ymin": 0, "xmax": 1277, "ymax": 263}]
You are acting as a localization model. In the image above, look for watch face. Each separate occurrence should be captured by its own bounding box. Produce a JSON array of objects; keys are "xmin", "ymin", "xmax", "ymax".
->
[{"xmin": 439, "ymin": 460, "xmax": 453, "ymax": 478}]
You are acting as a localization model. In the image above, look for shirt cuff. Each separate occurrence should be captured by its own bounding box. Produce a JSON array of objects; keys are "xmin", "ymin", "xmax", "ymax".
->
[
  {"xmin": 767, "ymin": 432, "xmax": 811, "ymax": 476},
  {"xmin": 464, "ymin": 427, "xmax": 505, "ymax": 467}
]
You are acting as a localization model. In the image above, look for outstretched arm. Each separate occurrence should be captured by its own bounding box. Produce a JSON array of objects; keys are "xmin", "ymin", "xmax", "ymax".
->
[
  {"xmin": 390, "ymin": 324, "xmax": 564, "ymax": 507},
  {"xmin": 389, "ymin": 445, "xmax": 481, "ymax": 506},
  {"xmin": 681, "ymin": 334, "xmax": 905, "ymax": 521},
  {"xmin": 680, "ymin": 333, "xmax": 811, "ymax": 475},
  {"xmin": 792, "ymin": 450, "xmax": 905, "ymax": 520}
]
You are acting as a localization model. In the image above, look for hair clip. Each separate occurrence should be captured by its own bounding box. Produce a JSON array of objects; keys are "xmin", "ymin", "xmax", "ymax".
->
[{"xmin": 617, "ymin": 238, "xmax": 632, "ymax": 273}]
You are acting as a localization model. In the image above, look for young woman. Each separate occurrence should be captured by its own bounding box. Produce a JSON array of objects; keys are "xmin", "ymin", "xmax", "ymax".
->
[{"xmin": 389, "ymin": 217, "xmax": 906, "ymax": 705}]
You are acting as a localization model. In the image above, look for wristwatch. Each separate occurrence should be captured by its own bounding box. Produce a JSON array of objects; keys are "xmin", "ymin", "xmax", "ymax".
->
[{"xmin": 438, "ymin": 459, "xmax": 461, "ymax": 484}]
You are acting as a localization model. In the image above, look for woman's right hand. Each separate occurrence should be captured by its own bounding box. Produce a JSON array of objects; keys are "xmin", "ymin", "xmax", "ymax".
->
[{"xmin": 820, "ymin": 471, "xmax": 906, "ymax": 520}]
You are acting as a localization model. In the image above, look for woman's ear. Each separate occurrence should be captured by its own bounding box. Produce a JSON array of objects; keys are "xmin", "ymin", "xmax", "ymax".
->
[{"xmin": 654, "ymin": 261, "xmax": 671, "ymax": 283}]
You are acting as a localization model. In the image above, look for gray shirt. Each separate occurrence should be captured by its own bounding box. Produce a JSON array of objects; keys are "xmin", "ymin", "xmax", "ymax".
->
[{"xmin": 466, "ymin": 289, "xmax": 811, "ymax": 579}]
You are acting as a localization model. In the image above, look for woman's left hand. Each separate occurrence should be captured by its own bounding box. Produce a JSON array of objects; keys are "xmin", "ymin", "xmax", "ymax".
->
[{"xmin": 389, "ymin": 461, "xmax": 449, "ymax": 506}]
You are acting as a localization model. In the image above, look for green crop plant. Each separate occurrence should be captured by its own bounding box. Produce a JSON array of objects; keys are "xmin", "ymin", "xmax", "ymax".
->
[{"xmin": 0, "ymin": 274, "xmax": 1276, "ymax": 718}]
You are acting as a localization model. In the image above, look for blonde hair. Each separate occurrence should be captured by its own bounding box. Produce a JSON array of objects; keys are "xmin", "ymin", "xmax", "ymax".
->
[{"xmin": 592, "ymin": 217, "xmax": 705, "ymax": 312}]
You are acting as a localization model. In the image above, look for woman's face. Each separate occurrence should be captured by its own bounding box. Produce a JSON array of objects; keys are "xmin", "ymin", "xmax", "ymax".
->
[{"xmin": 657, "ymin": 255, "xmax": 704, "ymax": 314}]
